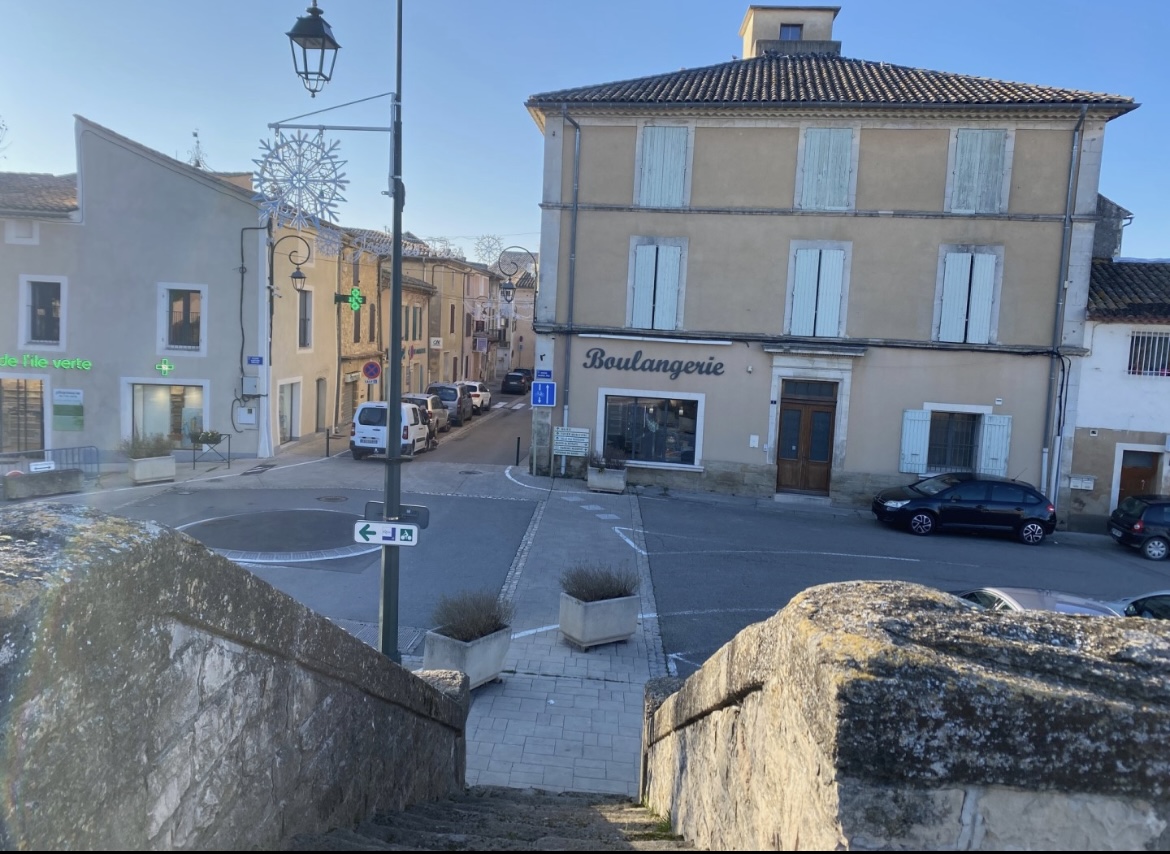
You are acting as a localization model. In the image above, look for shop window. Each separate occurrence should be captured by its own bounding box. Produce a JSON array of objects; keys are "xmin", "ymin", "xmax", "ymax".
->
[
  {"xmin": 0, "ymin": 378, "xmax": 44, "ymax": 453},
  {"xmin": 603, "ymin": 395, "xmax": 699, "ymax": 465},
  {"xmin": 132, "ymin": 383, "xmax": 204, "ymax": 449}
]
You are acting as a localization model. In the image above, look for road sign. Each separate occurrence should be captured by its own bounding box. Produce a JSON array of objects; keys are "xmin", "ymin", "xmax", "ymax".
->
[
  {"xmin": 247, "ymin": 355, "xmax": 263, "ymax": 365},
  {"xmin": 553, "ymin": 427, "xmax": 589, "ymax": 457},
  {"xmin": 362, "ymin": 361, "xmax": 381, "ymax": 381},
  {"xmin": 531, "ymin": 381, "xmax": 556, "ymax": 407},
  {"xmin": 354, "ymin": 521, "xmax": 420, "ymax": 546},
  {"xmin": 536, "ymin": 369, "xmax": 552, "ymax": 379}
]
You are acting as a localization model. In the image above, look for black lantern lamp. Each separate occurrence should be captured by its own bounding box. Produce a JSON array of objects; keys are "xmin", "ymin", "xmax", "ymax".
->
[
  {"xmin": 290, "ymin": 265, "xmax": 308, "ymax": 291},
  {"xmin": 499, "ymin": 277, "xmax": 517, "ymax": 304},
  {"xmin": 496, "ymin": 245, "xmax": 537, "ymax": 305},
  {"xmin": 286, "ymin": 1, "xmax": 340, "ymax": 98}
]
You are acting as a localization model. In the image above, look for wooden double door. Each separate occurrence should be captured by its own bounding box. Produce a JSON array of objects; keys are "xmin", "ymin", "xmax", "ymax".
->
[{"xmin": 776, "ymin": 381, "xmax": 837, "ymax": 495}]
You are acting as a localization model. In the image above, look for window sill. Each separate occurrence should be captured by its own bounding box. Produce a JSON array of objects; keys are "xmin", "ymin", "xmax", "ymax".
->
[{"xmin": 626, "ymin": 461, "xmax": 703, "ymax": 473}]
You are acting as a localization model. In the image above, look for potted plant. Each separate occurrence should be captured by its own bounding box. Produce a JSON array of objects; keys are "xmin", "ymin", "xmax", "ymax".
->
[
  {"xmin": 191, "ymin": 429, "xmax": 225, "ymax": 447},
  {"xmin": 119, "ymin": 433, "xmax": 176, "ymax": 484},
  {"xmin": 558, "ymin": 561, "xmax": 641, "ymax": 651},
  {"xmin": 422, "ymin": 590, "xmax": 515, "ymax": 689},
  {"xmin": 587, "ymin": 449, "xmax": 628, "ymax": 494}
]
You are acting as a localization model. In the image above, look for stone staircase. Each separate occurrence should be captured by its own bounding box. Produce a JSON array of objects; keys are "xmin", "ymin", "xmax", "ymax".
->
[{"xmin": 287, "ymin": 785, "xmax": 695, "ymax": 851}]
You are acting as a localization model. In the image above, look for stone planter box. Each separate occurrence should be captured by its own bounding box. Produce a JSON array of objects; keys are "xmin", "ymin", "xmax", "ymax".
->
[
  {"xmin": 422, "ymin": 625, "xmax": 512, "ymax": 690},
  {"xmin": 587, "ymin": 467, "xmax": 627, "ymax": 494},
  {"xmin": 558, "ymin": 592, "xmax": 640, "ymax": 651},
  {"xmin": 128, "ymin": 454, "xmax": 176, "ymax": 485}
]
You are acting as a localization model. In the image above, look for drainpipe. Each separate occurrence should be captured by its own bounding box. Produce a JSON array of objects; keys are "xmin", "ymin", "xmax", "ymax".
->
[
  {"xmin": 1042, "ymin": 105, "xmax": 1088, "ymax": 510},
  {"xmin": 561, "ymin": 106, "xmax": 582, "ymax": 475}
]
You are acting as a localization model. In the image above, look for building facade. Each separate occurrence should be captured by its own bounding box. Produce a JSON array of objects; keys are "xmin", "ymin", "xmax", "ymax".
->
[{"xmin": 524, "ymin": 5, "xmax": 1136, "ymax": 519}]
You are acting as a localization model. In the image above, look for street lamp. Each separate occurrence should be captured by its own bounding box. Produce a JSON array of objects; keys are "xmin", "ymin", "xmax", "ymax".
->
[
  {"xmin": 278, "ymin": 1, "xmax": 407, "ymax": 664},
  {"xmin": 496, "ymin": 245, "xmax": 538, "ymax": 305},
  {"xmin": 269, "ymin": 233, "xmax": 313, "ymax": 292},
  {"xmin": 286, "ymin": 1, "xmax": 340, "ymax": 98}
]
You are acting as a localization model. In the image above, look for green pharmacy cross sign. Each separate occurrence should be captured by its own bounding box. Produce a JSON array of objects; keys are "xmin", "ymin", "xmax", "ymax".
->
[
  {"xmin": 155, "ymin": 358, "xmax": 176, "ymax": 377},
  {"xmin": 335, "ymin": 287, "xmax": 366, "ymax": 311}
]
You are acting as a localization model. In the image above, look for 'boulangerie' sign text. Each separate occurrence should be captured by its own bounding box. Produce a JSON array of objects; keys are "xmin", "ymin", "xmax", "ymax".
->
[{"xmin": 582, "ymin": 347, "xmax": 724, "ymax": 380}]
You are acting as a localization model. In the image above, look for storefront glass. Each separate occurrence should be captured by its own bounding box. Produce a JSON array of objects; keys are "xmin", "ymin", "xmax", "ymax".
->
[
  {"xmin": 603, "ymin": 396, "xmax": 698, "ymax": 465},
  {"xmin": 132, "ymin": 384, "xmax": 203, "ymax": 449},
  {"xmin": 0, "ymin": 379, "xmax": 44, "ymax": 453}
]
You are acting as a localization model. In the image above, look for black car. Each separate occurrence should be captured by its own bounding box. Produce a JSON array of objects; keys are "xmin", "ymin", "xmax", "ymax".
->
[
  {"xmin": 501, "ymin": 371, "xmax": 531, "ymax": 394},
  {"xmin": 872, "ymin": 472, "xmax": 1056, "ymax": 545},
  {"xmin": 1108, "ymin": 494, "xmax": 1170, "ymax": 561}
]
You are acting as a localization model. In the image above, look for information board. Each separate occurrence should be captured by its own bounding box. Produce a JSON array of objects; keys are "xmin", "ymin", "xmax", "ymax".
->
[{"xmin": 552, "ymin": 427, "xmax": 590, "ymax": 458}]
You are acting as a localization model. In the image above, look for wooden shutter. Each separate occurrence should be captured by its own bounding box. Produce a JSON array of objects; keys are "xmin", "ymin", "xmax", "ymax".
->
[
  {"xmin": 977, "ymin": 414, "xmax": 1012, "ymax": 477},
  {"xmin": 900, "ymin": 410, "xmax": 931, "ymax": 474},
  {"xmin": 965, "ymin": 253, "xmax": 996, "ymax": 344},
  {"xmin": 939, "ymin": 252, "xmax": 972, "ymax": 343},
  {"xmin": 790, "ymin": 249, "xmax": 820, "ymax": 335},
  {"xmin": 953, "ymin": 130, "xmax": 1006, "ymax": 213},
  {"xmin": 814, "ymin": 249, "xmax": 844, "ymax": 337},
  {"xmin": 631, "ymin": 245, "xmax": 658, "ymax": 328},
  {"xmin": 801, "ymin": 128, "xmax": 851, "ymax": 210},
  {"xmin": 639, "ymin": 126, "xmax": 688, "ymax": 207},
  {"xmin": 653, "ymin": 245, "xmax": 682, "ymax": 331}
]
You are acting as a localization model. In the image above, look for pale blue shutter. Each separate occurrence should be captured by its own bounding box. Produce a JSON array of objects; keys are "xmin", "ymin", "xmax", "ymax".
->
[
  {"xmin": 632, "ymin": 245, "xmax": 657, "ymax": 328},
  {"xmin": 952, "ymin": 130, "xmax": 981, "ymax": 213},
  {"xmin": 653, "ymin": 245, "xmax": 682, "ymax": 331},
  {"xmin": 801, "ymin": 129, "xmax": 830, "ymax": 209},
  {"xmin": 977, "ymin": 414, "xmax": 1011, "ymax": 477},
  {"xmin": 639, "ymin": 127, "xmax": 687, "ymax": 208},
  {"xmin": 975, "ymin": 131, "xmax": 1006, "ymax": 213},
  {"xmin": 939, "ymin": 252, "xmax": 972, "ymax": 343},
  {"xmin": 790, "ymin": 249, "xmax": 820, "ymax": 335},
  {"xmin": 801, "ymin": 129, "xmax": 851, "ymax": 210},
  {"xmin": 900, "ymin": 410, "xmax": 931, "ymax": 474},
  {"xmin": 965, "ymin": 253, "xmax": 996, "ymax": 344},
  {"xmin": 814, "ymin": 249, "xmax": 844, "ymax": 336}
]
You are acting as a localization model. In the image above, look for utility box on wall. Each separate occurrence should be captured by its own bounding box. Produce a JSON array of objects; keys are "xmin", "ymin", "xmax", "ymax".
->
[{"xmin": 236, "ymin": 406, "xmax": 257, "ymax": 426}]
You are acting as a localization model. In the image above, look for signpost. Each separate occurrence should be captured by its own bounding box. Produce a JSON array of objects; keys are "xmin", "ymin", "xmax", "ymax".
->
[
  {"xmin": 553, "ymin": 427, "xmax": 590, "ymax": 457},
  {"xmin": 531, "ymin": 381, "xmax": 556, "ymax": 407},
  {"xmin": 354, "ymin": 521, "xmax": 419, "ymax": 546},
  {"xmin": 362, "ymin": 361, "xmax": 382, "ymax": 381}
]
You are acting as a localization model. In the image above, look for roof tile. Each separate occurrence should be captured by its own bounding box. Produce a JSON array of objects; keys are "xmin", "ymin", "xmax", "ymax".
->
[
  {"xmin": 0, "ymin": 172, "xmax": 78, "ymax": 214},
  {"xmin": 1089, "ymin": 259, "xmax": 1170, "ymax": 323}
]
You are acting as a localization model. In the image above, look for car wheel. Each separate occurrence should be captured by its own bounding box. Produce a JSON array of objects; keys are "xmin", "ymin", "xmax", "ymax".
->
[
  {"xmin": 1017, "ymin": 521, "xmax": 1047, "ymax": 545},
  {"xmin": 442, "ymin": 422, "xmax": 451, "ymax": 433},
  {"xmin": 351, "ymin": 450, "xmax": 368, "ymax": 461},
  {"xmin": 1142, "ymin": 537, "xmax": 1169, "ymax": 561},
  {"xmin": 908, "ymin": 511, "xmax": 936, "ymax": 536}
]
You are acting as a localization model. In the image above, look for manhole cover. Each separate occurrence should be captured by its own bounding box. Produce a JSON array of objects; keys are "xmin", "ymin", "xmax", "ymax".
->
[
  {"xmin": 182, "ymin": 510, "xmax": 360, "ymax": 552},
  {"xmin": 317, "ymin": 495, "xmax": 348, "ymax": 503}
]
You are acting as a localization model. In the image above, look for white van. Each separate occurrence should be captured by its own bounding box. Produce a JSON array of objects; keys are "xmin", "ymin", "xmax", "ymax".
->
[{"xmin": 350, "ymin": 401, "xmax": 428, "ymax": 460}]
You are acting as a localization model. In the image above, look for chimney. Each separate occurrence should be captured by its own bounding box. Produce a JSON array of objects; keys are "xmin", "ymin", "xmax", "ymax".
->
[{"xmin": 738, "ymin": 5, "xmax": 842, "ymax": 58}]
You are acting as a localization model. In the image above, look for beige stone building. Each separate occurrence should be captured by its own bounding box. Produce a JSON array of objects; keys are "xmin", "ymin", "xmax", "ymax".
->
[{"xmin": 524, "ymin": 5, "xmax": 1137, "ymax": 518}]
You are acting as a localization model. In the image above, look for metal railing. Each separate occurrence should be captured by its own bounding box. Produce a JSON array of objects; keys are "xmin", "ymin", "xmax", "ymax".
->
[{"xmin": 0, "ymin": 445, "xmax": 101, "ymax": 479}]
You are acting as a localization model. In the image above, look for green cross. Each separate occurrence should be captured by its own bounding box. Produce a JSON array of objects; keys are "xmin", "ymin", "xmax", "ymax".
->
[
  {"xmin": 348, "ymin": 287, "xmax": 363, "ymax": 311},
  {"xmin": 155, "ymin": 358, "xmax": 175, "ymax": 377}
]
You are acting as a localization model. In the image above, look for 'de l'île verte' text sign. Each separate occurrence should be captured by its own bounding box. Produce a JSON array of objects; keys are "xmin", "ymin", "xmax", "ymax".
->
[
  {"xmin": 581, "ymin": 347, "xmax": 724, "ymax": 381},
  {"xmin": 1, "ymin": 353, "xmax": 94, "ymax": 370}
]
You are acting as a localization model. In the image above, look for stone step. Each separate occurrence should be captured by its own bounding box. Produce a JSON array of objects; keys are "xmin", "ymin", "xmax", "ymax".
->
[{"xmin": 288, "ymin": 786, "xmax": 693, "ymax": 851}]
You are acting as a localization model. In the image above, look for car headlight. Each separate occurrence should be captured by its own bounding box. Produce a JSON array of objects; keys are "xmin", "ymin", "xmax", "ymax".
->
[{"xmin": 883, "ymin": 499, "xmax": 910, "ymax": 509}]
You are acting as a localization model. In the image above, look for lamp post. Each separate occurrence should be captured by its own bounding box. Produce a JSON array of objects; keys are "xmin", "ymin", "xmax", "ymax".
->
[{"xmin": 280, "ymin": 0, "xmax": 407, "ymax": 663}]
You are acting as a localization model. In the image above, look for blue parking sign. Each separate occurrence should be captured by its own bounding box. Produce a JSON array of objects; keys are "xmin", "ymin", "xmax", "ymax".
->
[{"xmin": 531, "ymin": 381, "xmax": 556, "ymax": 407}]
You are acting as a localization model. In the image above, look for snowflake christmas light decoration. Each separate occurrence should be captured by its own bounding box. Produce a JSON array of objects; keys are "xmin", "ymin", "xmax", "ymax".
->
[
  {"xmin": 254, "ymin": 130, "xmax": 349, "ymax": 230},
  {"xmin": 314, "ymin": 225, "xmax": 345, "ymax": 258}
]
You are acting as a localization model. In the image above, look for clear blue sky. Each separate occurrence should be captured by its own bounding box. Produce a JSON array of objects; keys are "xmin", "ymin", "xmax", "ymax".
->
[{"xmin": 4, "ymin": 1, "xmax": 1167, "ymax": 260}]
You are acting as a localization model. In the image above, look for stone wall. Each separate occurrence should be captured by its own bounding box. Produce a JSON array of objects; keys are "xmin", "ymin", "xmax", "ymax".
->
[
  {"xmin": 0, "ymin": 504, "xmax": 468, "ymax": 851},
  {"xmin": 3, "ymin": 468, "xmax": 84, "ymax": 500},
  {"xmin": 642, "ymin": 580, "xmax": 1170, "ymax": 851}
]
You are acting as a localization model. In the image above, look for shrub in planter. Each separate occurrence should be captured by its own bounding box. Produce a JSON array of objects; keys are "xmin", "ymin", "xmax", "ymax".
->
[
  {"xmin": 587, "ymin": 450, "xmax": 628, "ymax": 493},
  {"xmin": 423, "ymin": 591, "xmax": 515, "ymax": 689},
  {"xmin": 558, "ymin": 561, "xmax": 641, "ymax": 651},
  {"xmin": 119, "ymin": 433, "xmax": 176, "ymax": 484}
]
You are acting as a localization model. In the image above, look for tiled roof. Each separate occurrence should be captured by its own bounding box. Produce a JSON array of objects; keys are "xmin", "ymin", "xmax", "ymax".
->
[
  {"xmin": 1088, "ymin": 259, "xmax": 1170, "ymax": 323},
  {"xmin": 527, "ymin": 53, "xmax": 1135, "ymax": 113},
  {"xmin": 0, "ymin": 172, "xmax": 78, "ymax": 214}
]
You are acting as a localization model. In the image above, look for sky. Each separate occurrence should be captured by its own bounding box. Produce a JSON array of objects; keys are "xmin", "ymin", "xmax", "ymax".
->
[{"xmin": 3, "ymin": 0, "xmax": 1168, "ymax": 261}]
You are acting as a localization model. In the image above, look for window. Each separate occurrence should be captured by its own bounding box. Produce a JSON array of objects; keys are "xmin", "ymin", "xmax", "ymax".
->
[
  {"xmin": 29, "ymin": 281, "xmax": 61, "ymax": 344},
  {"xmin": 449, "ymin": 304, "xmax": 455, "ymax": 334},
  {"xmin": 5, "ymin": 219, "xmax": 38, "ymax": 245},
  {"xmin": 131, "ymin": 383, "xmax": 204, "ymax": 449},
  {"xmin": 637, "ymin": 125, "xmax": 689, "ymax": 208},
  {"xmin": 779, "ymin": 23, "xmax": 803, "ymax": 39},
  {"xmin": 369, "ymin": 303, "xmax": 377, "ymax": 343},
  {"xmin": 1128, "ymin": 332, "xmax": 1170, "ymax": 376},
  {"xmin": 950, "ymin": 129, "xmax": 1009, "ymax": 213},
  {"xmin": 413, "ymin": 306, "xmax": 421, "ymax": 341},
  {"xmin": 603, "ymin": 395, "xmax": 699, "ymax": 466},
  {"xmin": 298, "ymin": 290, "xmax": 312, "ymax": 349},
  {"xmin": 167, "ymin": 289, "xmax": 201, "ymax": 349},
  {"xmin": 629, "ymin": 239, "xmax": 686, "ymax": 331},
  {"xmin": 0, "ymin": 378, "xmax": 43, "ymax": 453},
  {"xmin": 936, "ymin": 249, "xmax": 1000, "ymax": 344},
  {"xmin": 799, "ymin": 128, "xmax": 853, "ymax": 210},
  {"xmin": 353, "ymin": 305, "xmax": 361, "ymax": 343},
  {"xmin": 901, "ymin": 408, "xmax": 1011, "ymax": 476},
  {"xmin": 788, "ymin": 247, "xmax": 847, "ymax": 336}
]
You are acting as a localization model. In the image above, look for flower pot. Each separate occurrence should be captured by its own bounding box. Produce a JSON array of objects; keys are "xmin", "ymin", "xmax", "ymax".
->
[
  {"xmin": 128, "ymin": 454, "xmax": 175, "ymax": 485},
  {"xmin": 422, "ymin": 625, "xmax": 512, "ymax": 689},
  {"xmin": 558, "ymin": 592, "xmax": 640, "ymax": 651},
  {"xmin": 587, "ymin": 466, "xmax": 627, "ymax": 494}
]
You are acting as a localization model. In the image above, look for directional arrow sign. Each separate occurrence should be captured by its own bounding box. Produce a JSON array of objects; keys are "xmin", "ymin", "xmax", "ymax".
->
[{"xmin": 354, "ymin": 521, "xmax": 420, "ymax": 547}]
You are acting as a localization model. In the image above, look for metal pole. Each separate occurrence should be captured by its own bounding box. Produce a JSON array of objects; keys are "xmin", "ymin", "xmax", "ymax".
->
[{"xmin": 379, "ymin": 0, "xmax": 405, "ymax": 663}]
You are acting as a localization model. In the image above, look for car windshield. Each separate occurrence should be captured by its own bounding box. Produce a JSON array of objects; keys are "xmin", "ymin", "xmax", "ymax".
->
[{"xmin": 912, "ymin": 474, "xmax": 964, "ymax": 496}]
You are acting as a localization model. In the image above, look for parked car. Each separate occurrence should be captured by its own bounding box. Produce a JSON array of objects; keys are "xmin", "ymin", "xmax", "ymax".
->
[
  {"xmin": 403, "ymin": 392, "xmax": 450, "ymax": 434},
  {"xmin": 501, "ymin": 371, "xmax": 531, "ymax": 394},
  {"xmin": 872, "ymin": 472, "xmax": 1056, "ymax": 545},
  {"xmin": 350, "ymin": 401, "xmax": 428, "ymax": 460},
  {"xmin": 1107, "ymin": 494, "xmax": 1170, "ymax": 561},
  {"xmin": 513, "ymin": 368, "xmax": 534, "ymax": 379},
  {"xmin": 1107, "ymin": 590, "xmax": 1170, "ymax": 619},
  {"xmin": 459, "ymin": 380, "xmax": 493, "ymax": 414},
  {"xmin": 950, "ymin": 586, "xmax": 1122, "ymax": 616},
  {"xmin": 426, "ymin": 382, "xmax": 473, "ymax": 427}
]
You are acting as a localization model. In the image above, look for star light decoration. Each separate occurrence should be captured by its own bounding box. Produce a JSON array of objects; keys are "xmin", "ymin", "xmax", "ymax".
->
[{"xmin": 253, "ymin": 130, "xmax": 349, "ymax": 231}]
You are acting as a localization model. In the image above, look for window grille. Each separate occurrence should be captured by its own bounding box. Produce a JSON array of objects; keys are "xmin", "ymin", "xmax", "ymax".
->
[
  {"xmin": 168, "ymin": 290, "xmax": 201, "ymax": 349},
  {"xmin": 1128, "ymin": 332, "xmax": 1170, "ymax": 377},
  {"xmin": 927, "ymin": 411, "xmax": 977, "ymax": 472}
]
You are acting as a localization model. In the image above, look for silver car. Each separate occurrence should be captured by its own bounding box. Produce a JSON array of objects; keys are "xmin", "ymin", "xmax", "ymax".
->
[{"xmin": 403, "ymin": 393, "xmax": 450, "ymax": 433}]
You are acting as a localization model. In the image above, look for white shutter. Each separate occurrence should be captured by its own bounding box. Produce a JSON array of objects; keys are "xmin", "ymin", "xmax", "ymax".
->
[
  {"xmin": 939, "ymin": 252, "xmax": 972, "ymax": 343},
  {"xmin": 951, "ymin": 130, "xmax": 981, "ymax": 213},
  {"xmin": 900, "ymin": 409, "xmax": 931, "ymax": 474},
  {"xmin": 977, "ymin": 414, "xmax": 1012, "ymax": 477},
  {"xmin": 631, "ymin": 245, "xmax": 657, "ymax": 328},
  {"xmin": 814, "ymin": 249, "xmax": 844, "ymax": 336},
  {"xmin": 965, "ymin": 253, "xmax": 996, "ymax": 344},
  {"xmin": 975, "ymin": 130, "xmax": 1006, "ymax": 213},
  {"xmin": 639, "ymin": 126, "xmax": 687, "ymax": 207},
  {"xmin": 653, "ymin": 245, "xmax": 682, "ymax": 331},
  {"xmin": 790, "ymin": 249, "xmax": 820, "ymax": 335},
  {"xmin": 801, "ymin": 129, "xmax": 851, "ymax": 210}
]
